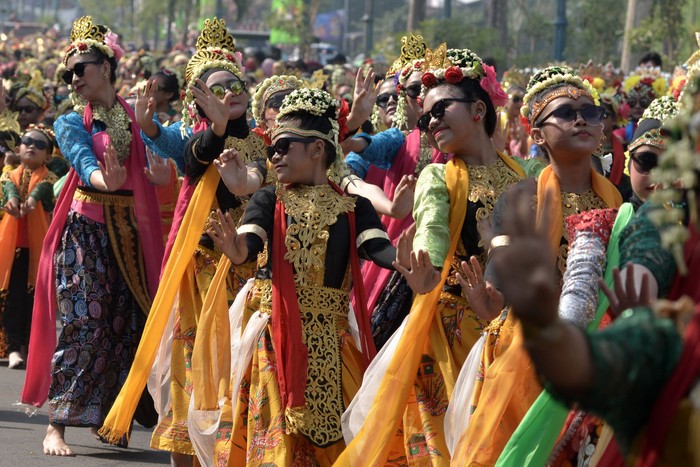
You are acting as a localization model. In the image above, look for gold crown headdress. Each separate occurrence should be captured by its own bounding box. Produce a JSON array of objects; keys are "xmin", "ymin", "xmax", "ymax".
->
[
  {"xmin": 63, "ymin": 16, "xmax": 124, "ymax": 65},
  {"xmin": 0, "ymin": 109, "xmax": 21, "ymax": 150},
  {"xmin": 627, "ymin": 95, "xmax": 679, "ymax": 157},
  {"xmin": 307, "ymin": 69, "xmax": 329, "ymax": 90},
  {"xmin": 522, "ymin": 65, "xmax": 599, "ymax": 124},
  {"xmin": 251, "ymin": 75, "xmax": 305, "ymax": 125},
  {"xmin": 181, "ymin": 17, "xmax": 243, "ymax": 134},
  {"xmin": 14, "ymin": 70, "xmax": 48, "ymax": 110},
  {"xmin": 388, "ymin": 33, "xmax": 428, "ymax": 78}
]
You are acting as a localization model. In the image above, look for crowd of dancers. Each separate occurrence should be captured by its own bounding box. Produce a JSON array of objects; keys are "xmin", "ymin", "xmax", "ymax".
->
[{"xmin": 0, "ymin": 13, "xmax": 699, "ymax": 467}]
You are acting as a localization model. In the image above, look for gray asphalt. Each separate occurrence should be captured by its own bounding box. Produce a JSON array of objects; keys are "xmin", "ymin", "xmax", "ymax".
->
[{"xmin": 0, "ymin": 357, "xmax": 170, "ymax": 466}]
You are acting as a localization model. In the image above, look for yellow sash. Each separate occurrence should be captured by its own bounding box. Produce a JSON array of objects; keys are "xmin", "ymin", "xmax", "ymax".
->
[
  {"xmin": 335, "ymin": 152, "xmax": 525, "ymax": 465},
  {"xmin": 99, "ymin": 165, "xmax": 221, "ymax": 444}
]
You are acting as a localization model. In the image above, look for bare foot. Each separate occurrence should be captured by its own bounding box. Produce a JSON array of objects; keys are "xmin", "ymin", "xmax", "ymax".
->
[
  {"xmin": 90, "ymin": 426, "xmax": 100, "ymax": 440},
  {"xmin": 43, "ymin": 424, "xmax": 74, "ymax": 456}
]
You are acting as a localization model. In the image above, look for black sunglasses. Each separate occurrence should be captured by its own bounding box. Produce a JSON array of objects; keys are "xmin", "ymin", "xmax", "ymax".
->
[
  {"xmin": 266, "ymin": 137, "xmax": 317, "ymax": 160},
  {"xmin": 21, "ymin": 136, "xmax": 49, "ymax": 150},
  {"xmin": 208, "ymin": 79, "xmax": 246, "ymax": 98},
  {"xmin": 265, "ymin": 91, "xmax": 292, "ymax": 110},
  {"xmin": 376, "ymin": 92, "xmax": 398, "ymax": 109},
  {"xmin": 62, "ymin": 60, "xmax": 104, "ymax": 85},
  {"xmin": 404, "ymin": 84, "xmax": 422, "ymax": 99},
  {"xmin": 417, "ymin": 98, "xmax": 473, "ymax": 132},
  {"xmin": 630, "ymin": 151, "xmax": 658, "ymax": 174},
  {"xmin": 536, "ymin": 104, "xmax": 605, "ymax": 127},
  {"xmin": 627, "ymin": 96, "xmax": 652, "ymax": 108}
]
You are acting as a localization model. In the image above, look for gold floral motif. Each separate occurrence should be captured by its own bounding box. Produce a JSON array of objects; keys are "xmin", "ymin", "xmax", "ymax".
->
[
  {"xmin": 296, "ymin": 284, "xmax": 349, "ymax": 447},
  {"xmin": 469, "ymin": 159, "xmax": 523, "ymax": 248},
  {"xmin": 414, "ymin": 133, "xmax": 435, "ymax": 175},
  {"xmin": 91, "ymin": 103, "xmax": 132, "ymax": 165},
  {"xmin": 277, "ymin": 184, "xmax": 355, "ymax": 287},
  {"xmin": 18, "ymin": 168, "xmax": 32, "ymax": 201},
  {"xmin": 224, "ymin": 133, "xmax": 267, "ymax": 164}
]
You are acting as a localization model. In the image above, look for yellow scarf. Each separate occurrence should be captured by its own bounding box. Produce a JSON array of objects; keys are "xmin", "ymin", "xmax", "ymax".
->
[
  {"xmin": 536, "ymin": 165, "xmax": 622, "ymax": 254},
  {"xmin": 336, "ymin": 152, "xmax": 525, "ymax": 465},
  {"xmin": 99, "ymin": 165, "xmax": 220, "ymax": 444}
]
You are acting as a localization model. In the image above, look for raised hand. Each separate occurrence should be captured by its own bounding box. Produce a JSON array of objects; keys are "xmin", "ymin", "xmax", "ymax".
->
[
  {"xmin": 599, "ymin": 265, "xmax": 653, "ymax": 316},
  {"xmin": 135, "ymin": 79, "xmax": 158, "ymax": 130},
  {"xmin": 214, "ymin": 148, "xmax": 248, "ymax": 195},
  {"xmin": 488, "ymin": 192, "xmax": 559, "ymax": 328},
  {"xmin": 143, "ymin": 146, "xmax": 172, "ymax": 186},
  {"xmin": 207, "ymin": 208, "xmax": 247, "ymax": 264},
  {"xmin": 388, "ymin": 174, "xmax": 416, "ymax": 220},
  {"xmin": 393, "ymin": 223, "xmax": 441, "ymax": 294},
  {"xmin": 347, "ymin": 68, "xmax": 378, "ymax": 131},
  {"xmin": 191, "ymin": 78, "xmax": 232, "ymax": 136},
  {"xmin": 98, "ymin": 143, "xmax": 127, "ymax": 191},
  {"xmin": 456, "ymin": 256, "xmax": 505, "ymax": 321}
]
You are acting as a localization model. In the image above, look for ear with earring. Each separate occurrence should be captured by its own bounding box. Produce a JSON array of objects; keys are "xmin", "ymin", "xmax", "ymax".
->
[{"xmin": 473, "ymin": 114, "xmax": 481, "ymax": 122}]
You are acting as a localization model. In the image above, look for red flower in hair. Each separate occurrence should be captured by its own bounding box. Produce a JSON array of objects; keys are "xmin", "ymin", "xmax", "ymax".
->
[
  {"xmin": 213, "ymin": 49, "xmax": 221, "ymax": 55},
  {"xmin": 422, "ymin": 72, "xmax": 437, "ymax": 88},
  {"xmin": 78, "ymin": 43, "xmax": 88, "ymax": 51},
  {"xmin": 444, "ymin": 66, "xmax": 463, "ymax": 84},
  {"xmin": 397, "ymin": 84, "xmax": 403, "ymax": 92},
  {"xmin": 414, "ymin": 61, "xmax": 422, "ymax": 69},
  {"xmin": 337, "ymin": 98, "xmax": 350, "ymax": 142},
  {"xmin": 225, "ymin": 53, "xmax": 234, "ymax": 62}
]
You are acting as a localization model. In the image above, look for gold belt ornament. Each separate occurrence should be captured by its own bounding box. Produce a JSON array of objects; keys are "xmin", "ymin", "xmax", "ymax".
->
[{"xmin": 74, "ymin": 187, "xmax": 135, "ymax": 207}]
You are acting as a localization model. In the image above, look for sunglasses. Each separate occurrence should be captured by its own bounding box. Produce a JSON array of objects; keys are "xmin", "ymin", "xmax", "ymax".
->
[
  {"xmin": 404, "ymin": 84, "xmax": 422, "ymax": 99},
  {"xmin": 630, "ymin": 151, "xmax": 658, "ymax": 174},
  {"xmin": 266, "ymin": 137, "xmax": 317, "ymax": 160},
  {"xmin": 417, "ymin": 98, "xmax": 473, "ymax": 132},
  {"xmin": 376, "ymin": 92, "xmax": 398, "ymax": 109},
  {"xmin": 21, "ymin": 136, "xmax": 49, "ymax": 150},
  {"xmin": 627, "ymin": 96, "xmax": 652, "ymax": 108},
  {"xmin": 62, "ymin": 60, "xmax": 104, "ymax": 85},
  {"xmin": 16, "ymin": 105, "xmax": 39, "ymax": 114},
  {"xmin": 208, "ymin": 79, "xmax": 246, "ymax": 98},
  {"xmin": 265, "ymin": 91, "xmax": 292, "ymax": 110},
  {"xmin": 536, "ymin": 104, "xmax": 606, "ymax": 127}
]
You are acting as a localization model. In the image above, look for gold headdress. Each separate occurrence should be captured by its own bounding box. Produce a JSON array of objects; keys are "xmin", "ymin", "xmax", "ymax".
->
[
  {"xmin": 14, "ymin": 70, "xmax": 48, "ymax": 110},
  {"xmin": 251, "ymin": 75, "xmax": 305, "ymax": 124},
  {"xmin": 388, "ymin": 33, "xmax": 428, "ymax": 78},
  {"xmin": 0, "ymin": 109, "xmax": 21, "ymax": 151},
  {"xmin": 63, "ymin": 16, "xmax": 125, "ymax": 65},
  {"xmin": 181, "ymin": 17, "xmax": 243, "ymax": 134},
  {"xmin": 390, "ymin": 33, "xmax": 429, "ymax": 131},
  {"xmin": 626, "ymin": 96, "xmax": 679, "ymax": 171},
  {"xmin": 25, "ymin": 122, "xmax": 56, "ymax": 147},
  {"xmin": 522, "ymin": 65, "xmax": 599, "ymax": 124},
  {"xmin": 307, "ymin": 69, "xmax": 329, "ymax": 90}
]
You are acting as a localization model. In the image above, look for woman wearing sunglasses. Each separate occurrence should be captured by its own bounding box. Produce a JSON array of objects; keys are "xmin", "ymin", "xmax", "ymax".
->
[
  {"xmin": 250, "ymin": 74, "xmax": 305, "ymax": 145},
  {"xmin": 204, "ymin": 87, "xmax": 394, "ymax": 465},
  {"xmin": 0, "ymin": 124, "xmax": 56, "ymax": 371},
  {"xmin": 449, "ymin": 65, "xmax": 622, "ymax": 465},
  {"xmin": 100, "ymin": 18, "xmax": 267, "ymax": 467},
  {"xmin": 336, "ymin": 47, "xmax": 539, "ymax": 467},
  {"xmin": 19, "ymin": 16, "xmax": 167, "ymax": 457}
]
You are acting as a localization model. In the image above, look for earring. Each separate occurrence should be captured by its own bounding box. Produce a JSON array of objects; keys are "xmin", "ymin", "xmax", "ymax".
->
[{"xmin": 473, "ymin": 114, "xmax": 481, "ymax": 122}]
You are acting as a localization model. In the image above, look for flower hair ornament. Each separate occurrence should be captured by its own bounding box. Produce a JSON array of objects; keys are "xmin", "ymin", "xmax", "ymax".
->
[
  {"xmin": 25, "ymin": 123, "xmax": 56, "ymax": 146},
  {"xmin": 390, "ymin": 33, "xmax": 428, "ymax": 131},
  {"xmin": 181, "ymin": 17, "xmax": 244, "ymax": 135},
  {"xmin": 63, "ymin": 16, "xmax": 125, "ymax": 65},
  {"xmin": 627, "ymin": 95, "xmax": 679, "ymax": 158},
  {"xmin": 646, "ymin": 76, "xmax": 700, "ymax": 275},
  {"xmin": 624, "ymin": 66, "xmax": 668, "ymax": 101},
  {"xmin": 419, "ymin": 45, "xmax": 508, "ymax": 107},
  {"xmin": 272, "ymin": 88, "xmax": 350, "ymax": 182},
  {"xmin": 522, "ymin": 65, "xmax": 600, "ymax": 125},
  {"xmin": 251, "ymin": 74, "xmax": 305, "ymax": 125}
]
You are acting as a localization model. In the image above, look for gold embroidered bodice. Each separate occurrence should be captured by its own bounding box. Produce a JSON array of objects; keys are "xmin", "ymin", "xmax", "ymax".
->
[{"xmin": 91, "ymin": 103, "xmax": 132, "ymax": 165}]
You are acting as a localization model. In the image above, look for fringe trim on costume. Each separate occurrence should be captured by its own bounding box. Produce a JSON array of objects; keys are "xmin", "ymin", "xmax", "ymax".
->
[
  {"xmin": 284, "ymin": 404, "xmax": 310, "ymax": 435},
  {"xmin": 97, "ymin": 425, "xmax": 130, "ymax": 447}
]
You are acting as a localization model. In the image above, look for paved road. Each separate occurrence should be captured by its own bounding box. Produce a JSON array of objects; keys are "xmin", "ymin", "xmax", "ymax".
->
[{"xmin": 0, "ymin": 357, "xmax": 170, "ymax": 466}]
